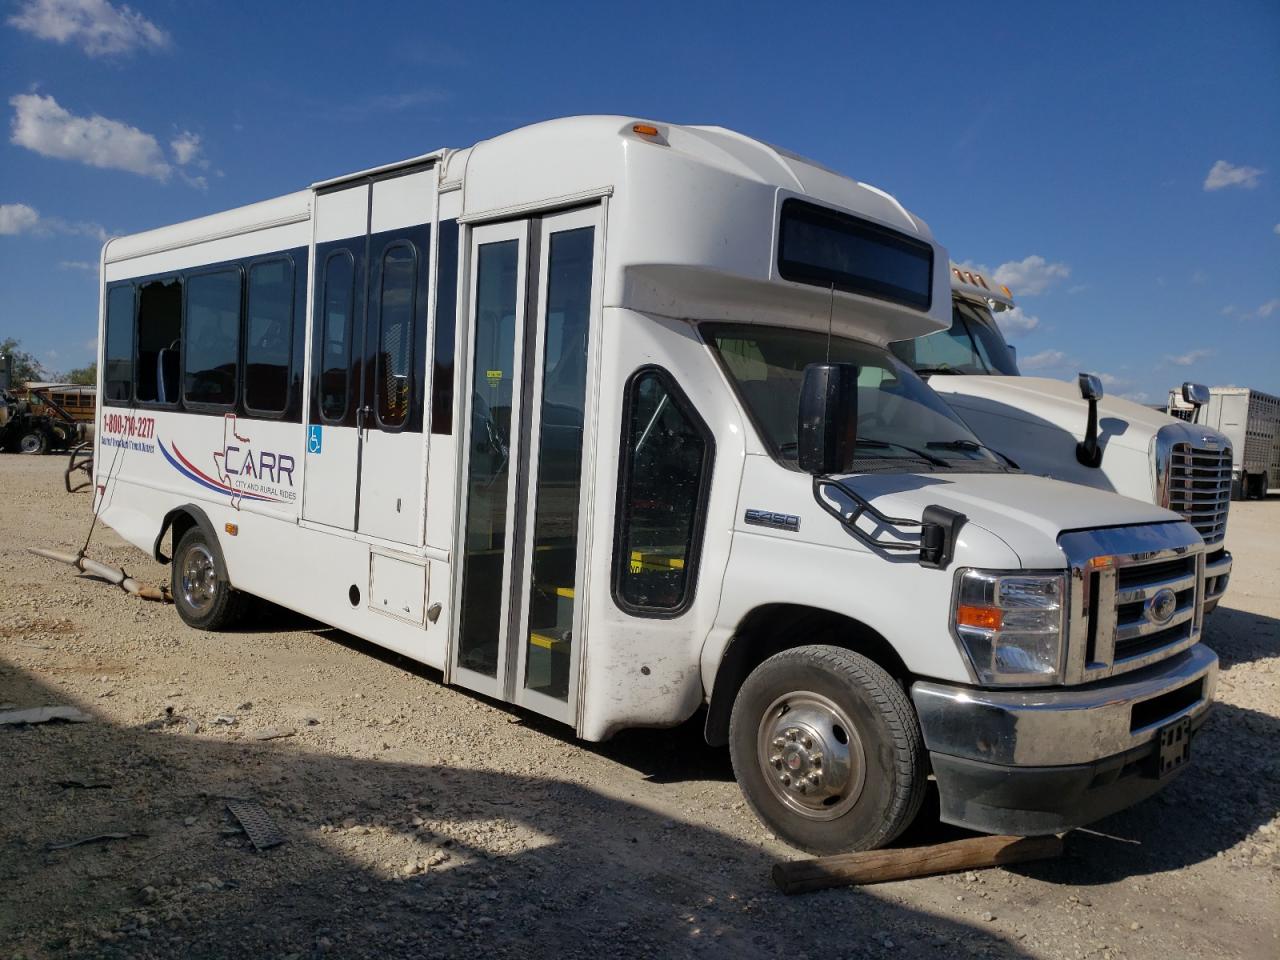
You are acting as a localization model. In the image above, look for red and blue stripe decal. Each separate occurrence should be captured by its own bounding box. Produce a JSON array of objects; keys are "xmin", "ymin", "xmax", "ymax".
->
[{"xmin": 158, "ymin": 438, "xmax": 281, "ymax": 503}]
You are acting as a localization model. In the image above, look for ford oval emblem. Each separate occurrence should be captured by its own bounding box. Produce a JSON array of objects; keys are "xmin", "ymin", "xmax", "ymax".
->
[{"xmin": 1148, "ymin": 587, "xmax": 1178, "ymax": 625}]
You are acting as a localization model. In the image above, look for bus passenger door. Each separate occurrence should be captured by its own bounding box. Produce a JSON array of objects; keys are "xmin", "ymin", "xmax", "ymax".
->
[
  {"xmin": 302, "ymin": 183, "xmax": 368, "ymax": 530},
  {"xmin": 452, "ymin": 207, "xmax": 602, "ymax": 726},
  {"xmin": 303, "ymin": 168, "xmax": 433, "ymax": 544},
  {"xmin": 355, "ymin": 171, "xmax": 433, "ymax": 545}
]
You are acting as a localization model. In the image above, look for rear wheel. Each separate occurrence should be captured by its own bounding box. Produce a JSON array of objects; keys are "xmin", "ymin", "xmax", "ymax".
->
[
  {"xmin": 729, "ymin": 644, "xmax": 927, "ymax": 854},
  {"xmin": 19, "ymin": 430, "xmax": 47, "ymax": 454},
  {"xmin": 171, "ymin": 527, "xmax": 248, "ymax": 630}
]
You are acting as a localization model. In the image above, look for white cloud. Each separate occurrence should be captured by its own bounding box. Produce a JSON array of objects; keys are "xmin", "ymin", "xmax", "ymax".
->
[
  {"xmin": 1274, "ymin": 223, "xmax": 1280, "ymax": 236},
  {"xmin": 7, "ymin": 0, "xmax": 169, "ymax": 57},
  {"xmin": 0, "ymin": 201, "xmax": 107, "ymax": 241},
  {"xmin": 0, "ymin": 202, "xmax": 41, "ymax": 234},
  {"xmin": 1221, "ymin": 305, "xmax": 1236, "ymax": 316},
  {"xmin": 10, "ymin": 92, "xmax": 171, "ymax": 179},
  {"xmin": 1120, "ymin": 391, "xmax": 1151, "ymax": 404},
  {"xmin": 1020, "ymin": 349, "xmax": 1068, "ymax": 371},
  {"xmin": 992, "ymin": 255, "xmax": 1071, "ymax": 296},
  {"xmin": 1257, "ymin": 299, "xmax": 1280, "ymax": 318},
  {"xmin": 1097, "ymin": 372, "xmax": 1129, "ymax": 388},
  {"xmin": 993, "ymin": 305, "xmax": 1040, "ymax": 336},
  {"xmin": 170, "ymin": 130, "xmax": 202, "ymax": 166},
  {"xmin": 59, "ymin": 259, "xmax": 97, "ymax": 271},
  {"xmin": 1164, "ymin": 348, "xmax": 1213, "ymax": 367},
  {"xmin": 1203, "ymin": 160, "xmax": 1263, "ymax": 191}
]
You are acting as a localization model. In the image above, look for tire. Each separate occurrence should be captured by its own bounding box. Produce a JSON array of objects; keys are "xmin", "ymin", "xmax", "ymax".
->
[
  {"xmin": 171, "ymin": 526, "xmax": 249, "ymax": 630},
  {"xmin": 729, "ymin": 644, "xmax": 927, "ymax": 854},
  {"xmin": 19, "ymin": 430, "xmax": 48, "ymax": 455}
]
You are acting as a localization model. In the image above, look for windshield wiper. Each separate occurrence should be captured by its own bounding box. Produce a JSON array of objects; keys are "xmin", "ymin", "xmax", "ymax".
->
[
  {"xmin": 857, "ymin": 437, "xmax": 951, "ymax": 467},
  {"xmin": 910, "ymin": 365, "xmax": 964, "ymax": 376},
  {"xmin": 927, "ymin": 438, "xmax": 1019, "ymax": 469}
]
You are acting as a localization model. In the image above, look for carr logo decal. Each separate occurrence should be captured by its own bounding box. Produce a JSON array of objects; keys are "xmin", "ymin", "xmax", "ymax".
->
[{"xmin": 158, "ymin": 414, "xmax": 297, "ymax": 508}]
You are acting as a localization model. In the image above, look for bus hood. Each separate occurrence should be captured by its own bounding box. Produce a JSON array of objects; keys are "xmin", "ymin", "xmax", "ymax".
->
[
  {"xmin": 927, "ymin": 375, "xmax": 1177, "ymax": 453},
  {"xmin": 833, "ymin": 470, "xmax": 1183, "ymax": 568}
]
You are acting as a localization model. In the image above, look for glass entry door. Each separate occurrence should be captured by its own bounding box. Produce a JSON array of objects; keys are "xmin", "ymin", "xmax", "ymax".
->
[{"xmin": 452, "ymin": 208, "xmax": 601, "ymax": 724}]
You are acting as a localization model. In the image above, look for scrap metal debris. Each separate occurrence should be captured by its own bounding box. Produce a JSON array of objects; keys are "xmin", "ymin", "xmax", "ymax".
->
[
  {"xmin": 47, "ymin": 831, "xmax": 146, "ymax": 851},
  {"xmin": 53, "ymin": 776, "xmax": 112, "ymax": 789},
  {"xmin": 252, "ymin": 727, "xmax": 295, "ymax": 741},
  {"xmin": 28, "ymin": 546, "xmax": 171, "ymax": 602},
  {"xmin": 0, "ymin": 705, "xmax": 92, "ymax": 726},
  {"xmin": 225, "ymin": 800, "xmax": 286, "ymax": 851}
]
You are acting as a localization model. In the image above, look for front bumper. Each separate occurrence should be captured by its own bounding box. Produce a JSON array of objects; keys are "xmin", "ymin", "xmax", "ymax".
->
[
  {"xmin": 911, "ymin": 643, "xmax": 1217, "ymax": 835},
  {"xmin": 1204, "ymin": 548, "xmax": 1231, "ymax": 612}
]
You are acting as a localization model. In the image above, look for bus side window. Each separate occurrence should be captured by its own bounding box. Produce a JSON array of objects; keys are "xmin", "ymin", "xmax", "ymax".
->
[
  {"xmin": 375, "ymin": 242, "xmax": 416, "ymax": 428},
  {"xmin": 319, "ymin": 250, "xmax": 356, "ymax": 422},
  {"xmin": 245, "ymin": 258, "xmax": 294, "ymax": 415},
  {"xmin": 184, "ymin": 269, "xmax": 242, "ymax": 407},
  {"xmin": 104, "ymin": 284, "xmax": 135, "ymax": 403},
  {"xmin": 136, "ymin": 278, "xmax": 183, "ymax": 404},
  {"xmin": 613, "ymin": 368, "xmax": 714, "ymax": 614}
]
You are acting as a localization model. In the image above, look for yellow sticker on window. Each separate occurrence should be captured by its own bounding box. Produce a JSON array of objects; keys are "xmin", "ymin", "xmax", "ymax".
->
[{"xmin": 486, "ymin": 369, "xmax": 503, "ymax": 385}]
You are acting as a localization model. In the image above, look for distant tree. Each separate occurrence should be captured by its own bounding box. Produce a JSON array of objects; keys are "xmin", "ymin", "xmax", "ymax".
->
[
  {"xmin": 0, "ymin": 337, "xmax": 47, "ymax": 386},
  {"xmin": 66, "ymin": 361, "xmax": 97, "ymax": 386}
]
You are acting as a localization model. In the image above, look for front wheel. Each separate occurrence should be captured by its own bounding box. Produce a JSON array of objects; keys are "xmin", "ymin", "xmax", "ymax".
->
[
  {"xmin": 729, "ymin": 645, "xmax": 927, "ymax": 854},
  {"xmin": 171, "ymin": 527, "xmax": 248, "ymax": 630},
  {"xmin": 19, "ymin": 430, "xmax": 48, "ymax": 454}
]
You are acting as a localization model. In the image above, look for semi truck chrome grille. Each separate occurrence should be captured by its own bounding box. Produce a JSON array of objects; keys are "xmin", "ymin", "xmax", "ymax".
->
[
  {"xmin": 1059, "ymin": 525, "xmax": 1205, "ymax": 685},
  {"xmin": 1166, "ymin": 443, "xmax": 1231, "ymax": 545}
]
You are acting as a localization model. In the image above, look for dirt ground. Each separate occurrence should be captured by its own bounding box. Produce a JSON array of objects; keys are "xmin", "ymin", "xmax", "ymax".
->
[{"xmin": 1, "ymin": 455, "xmax": 1276, "ymax": 960}]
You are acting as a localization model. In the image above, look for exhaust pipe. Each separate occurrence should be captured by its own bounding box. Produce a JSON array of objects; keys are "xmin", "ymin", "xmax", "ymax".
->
[{"xmin": 29, "ymin": 547, "xmax": 171, "ymax": 602}]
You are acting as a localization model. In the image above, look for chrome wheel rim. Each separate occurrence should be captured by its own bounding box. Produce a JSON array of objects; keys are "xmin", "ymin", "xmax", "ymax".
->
[
  {"xmin": 756, "ymin": 690, "xmax": 866, "ymax": 821},
  {"xmin": 181, "ymin": 543, "xmax": 217, "ymax": 615},
  {"xmin": 20, "ymin": 434, "xmax": 42, "ymax": 453}
]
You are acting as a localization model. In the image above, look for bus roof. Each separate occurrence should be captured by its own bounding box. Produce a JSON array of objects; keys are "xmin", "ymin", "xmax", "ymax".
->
[{"xmin": 105, "ymin": 116, "xmax": 953, "ymax": 343}]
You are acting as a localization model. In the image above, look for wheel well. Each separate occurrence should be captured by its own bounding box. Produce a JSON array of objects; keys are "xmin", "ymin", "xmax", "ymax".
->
[
  {"xmin": 153, "ymin": 505, "xmax": 227, "ymax": 582},
  {"xmin": 703, "ymin": 604, "xmax": 911, "ymax": 747}
]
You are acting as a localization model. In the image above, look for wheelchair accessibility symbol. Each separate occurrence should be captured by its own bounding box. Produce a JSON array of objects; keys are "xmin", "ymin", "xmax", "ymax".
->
[{"xmin": 307, "ymin": 425, "xmax": 323, "ymax": 454}]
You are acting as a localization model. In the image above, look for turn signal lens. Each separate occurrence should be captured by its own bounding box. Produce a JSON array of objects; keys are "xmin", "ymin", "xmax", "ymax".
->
[
  {"xmin": 224, "ymin": 522, "xmax": 239, "ymax": 536},
  {"xmin": 956, "ymin": 604, "xmax": 1002, "ymax": 630},
  {"xmin": 632, "ymin": 123, "xmax": 660, "ymax": 137}
]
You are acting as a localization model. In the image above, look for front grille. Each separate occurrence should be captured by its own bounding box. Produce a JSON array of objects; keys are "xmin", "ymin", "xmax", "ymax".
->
[
  {"xmin": 1061, "ymin": 526, "xmax": 1205, "ymax": 684},
  {"xmin": 1167, "ymin": 443, "xmax": 1231, "ymax": 545}
]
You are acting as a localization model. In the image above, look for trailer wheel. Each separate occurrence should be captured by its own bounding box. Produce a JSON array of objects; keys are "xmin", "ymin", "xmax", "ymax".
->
[
  {"xmin": 19, "ymin": 430, "xmax": 48, "ymax": 454},
  {"xmin": 171, "ymin": 527, "xmax": 248, "ymax": 630},
  {"xmin": 729, "ymin": 645, "xmax": 926, "ymax": 854}
]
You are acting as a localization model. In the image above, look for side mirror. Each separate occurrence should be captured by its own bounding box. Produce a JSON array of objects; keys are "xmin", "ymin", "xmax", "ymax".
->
[
  {"xmin": 1076, "ymin": 372, "xmax": 1104, "ymax": 468},
  {"xmin": 1007, "ymin": 344, "xmax": 1017, "ymax": 365},
  {"xmin": 1078, "ymin": 373, "xmax": 1104, "ymax": 402},
  {"xmin": 797, "ymin": 362, "xmax": 859, "ymax": 475},
  {"xmin": 1181, "ymin": 381, "xmax": 1208, "ymax": 424}
]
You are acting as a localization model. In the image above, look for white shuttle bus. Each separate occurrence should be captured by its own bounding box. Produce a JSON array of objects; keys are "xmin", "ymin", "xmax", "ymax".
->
[{"xmin": 94, "ymin": 117, "xmax": 1217, "ymax": 852}]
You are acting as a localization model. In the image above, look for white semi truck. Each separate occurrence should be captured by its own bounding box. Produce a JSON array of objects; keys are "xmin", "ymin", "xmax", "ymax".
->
[
  {"xmin": 1169, "ymin": 386, "xmax": 1280, "ymax": 500},
  {"xmin": 891, "ymin": 267, "xmax": 1233, "ymax": 610}
]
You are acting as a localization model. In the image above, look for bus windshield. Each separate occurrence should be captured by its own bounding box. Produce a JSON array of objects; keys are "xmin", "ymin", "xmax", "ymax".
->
[
  {"xmin": 890, "ymin": 300, "xmax": 1020, "ymax": 376},
  {"xmin": 703, "ymin": 323, "xmax": 1007, "ymax": 471}
]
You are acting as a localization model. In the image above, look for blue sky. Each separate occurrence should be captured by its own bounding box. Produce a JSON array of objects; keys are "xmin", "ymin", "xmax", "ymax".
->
[{"xmin": 1, "ymin": 0, "xmax": 1276, "ymax": 403}]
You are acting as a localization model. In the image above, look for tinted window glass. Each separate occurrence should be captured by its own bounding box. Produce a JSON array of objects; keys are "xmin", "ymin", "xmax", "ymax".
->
[
  {"xmin": 104, "ymin": 285, "xmax": 134, "ymax": 402},
  {"xmin": 319, "ymin": 251, "xmax": 355, "ymax": 422},
  {"xmin": 245, "ymin": 259, "xmax": 293, "ymax": 413},
  {"xmin": 778, "ymin": 199, "xmax": 933, "ymax": 309},
  {"xmin": 376, "ymin": 243, "xmax": 416, "ymax": 427},
  {"xmin": 615, "ymin": 370, "xmax": 712, "ymax": 612},
  {"xmin": 135, "ymin": 278, "xmax": 182, "ymax": 403},
  {"xmin": 524, "ymin": 226, "xmax": 593, "ymax": 699},
  {"xmin": 458, "ymin": 239, "xmax": 520, "ymax": 677},
  {"xmin": 431, "ymin": 219, "xmax": 459, "ymax": 434},
  {"xmin": 184, "ymin": 269, "xmax": 241, "ymax": 406}
]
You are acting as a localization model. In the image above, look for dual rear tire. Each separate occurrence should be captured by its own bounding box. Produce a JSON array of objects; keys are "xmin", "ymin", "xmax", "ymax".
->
[{"xmin": 729, "ymin": 645, "xmax": 927, "ymax": 854}]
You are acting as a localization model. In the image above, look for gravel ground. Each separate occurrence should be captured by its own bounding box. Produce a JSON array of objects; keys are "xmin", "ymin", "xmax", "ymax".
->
[{"xmin": 1, "ymin": 455, "xmax": 1277, "ymax": 960}]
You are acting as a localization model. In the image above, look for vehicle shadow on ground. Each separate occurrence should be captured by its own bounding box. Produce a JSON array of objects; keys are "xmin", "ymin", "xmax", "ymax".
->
[
  {"xmin": 0, "ymin": 658, "xmax": 1035, "ymax": 960},
  {"xmin": 1205, "ymin": 605, "xmax": 1280, "ymax": 669},
  {"xmin": 304, "ymin": 619, "xmax": 1279, "ymax": 879}
]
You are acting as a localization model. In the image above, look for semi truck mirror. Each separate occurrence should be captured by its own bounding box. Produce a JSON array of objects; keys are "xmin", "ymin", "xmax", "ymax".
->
[
  {"xmin": 797, "ymin": 362, "xmax": 859, "ymax": 475},
  {"xmin": 1182, "ymin": 382, "xmax": 1208, "ymax": 409},
  {"xmin": 1076, "ymin": 373, "xmax": 1104, "ymax": 468}
]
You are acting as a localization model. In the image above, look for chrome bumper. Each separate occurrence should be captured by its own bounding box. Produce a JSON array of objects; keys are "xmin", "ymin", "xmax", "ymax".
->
[
  {"xmin": 911, "ymin": 643, "xmax": 1217, "ymax": 767},
  {"xmin": 1204, "ymin": 549, "xmax": 1231, "ymax": 610}
]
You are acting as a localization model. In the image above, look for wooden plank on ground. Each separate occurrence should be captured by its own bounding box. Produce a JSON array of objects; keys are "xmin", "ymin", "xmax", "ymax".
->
[{"xmin": 773, "ymin": 834, "xmax": 1063, "ymax": 895}]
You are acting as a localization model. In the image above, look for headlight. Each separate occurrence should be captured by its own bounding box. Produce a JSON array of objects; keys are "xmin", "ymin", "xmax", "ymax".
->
[{"xmin": 952, "ymin": 570, "xmax": 1067, "ymax": 685}]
